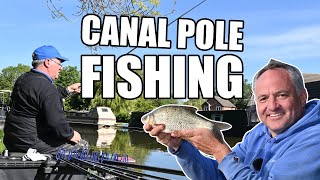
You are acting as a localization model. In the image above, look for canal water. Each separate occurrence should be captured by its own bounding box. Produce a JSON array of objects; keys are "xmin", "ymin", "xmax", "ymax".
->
[{"xmin": 71, "ymin": 124, "xmax": 242, "ymax": 179}]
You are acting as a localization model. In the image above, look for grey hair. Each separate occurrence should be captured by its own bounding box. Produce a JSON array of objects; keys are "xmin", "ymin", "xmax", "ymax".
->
[
  {"xmin": 252, "ymin": 59, "xmax": 305, "ymax": 95},
  {"xmin": 32, "ymin": 59, "xmax": 45, "ymax": 68}
]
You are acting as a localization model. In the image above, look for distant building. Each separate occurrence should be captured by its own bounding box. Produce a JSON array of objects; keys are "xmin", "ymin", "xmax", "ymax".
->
[
  {"xmin": 303, "ymin": 73, "xmax": 320, "ymax": 100},
  {"xmin": 245, "ymin": 93, "xmax": 261, "ymax": 126},
  {"xmin": 201, "ymin": 96, "xmax": 236, "ymax": 111}
]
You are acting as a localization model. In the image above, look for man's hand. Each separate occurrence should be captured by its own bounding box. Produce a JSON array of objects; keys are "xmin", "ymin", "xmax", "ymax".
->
[
  {"xmin": 172, "ymin": 128, "xmax": 231, "ymax": 163},
  {"xmin": 67, "ymin": 83, "xmax": 81, "ymax": 94},
  {"xmin": 144, "ymin": 124, "xmax": 182, "ymax": 151},
  {"xmin": 70, "ymin": 130, "xmax": 81, "ymax": 144}
]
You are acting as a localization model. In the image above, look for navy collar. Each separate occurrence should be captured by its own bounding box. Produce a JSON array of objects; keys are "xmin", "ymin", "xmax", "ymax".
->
[{"xmin": 31, "ymin": 69, "xmax": 53, "ymax": 83}]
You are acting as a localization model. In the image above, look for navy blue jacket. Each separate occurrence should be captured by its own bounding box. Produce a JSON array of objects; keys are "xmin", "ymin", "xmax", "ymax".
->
[{"xmin": 4, "ymin": 69, "xmax": 74, "ymax": 152}]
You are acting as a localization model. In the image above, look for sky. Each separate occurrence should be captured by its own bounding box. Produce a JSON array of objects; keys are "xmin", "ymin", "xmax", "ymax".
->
[{"xmin": 1, "ymin": 0, "xmax": 320, "ymax": 82}]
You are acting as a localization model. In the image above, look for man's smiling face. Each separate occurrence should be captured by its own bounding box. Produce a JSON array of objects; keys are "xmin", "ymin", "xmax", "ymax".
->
[{"xmin": 254, "ymin": 68, "xmax": 307, "ymax": 137}]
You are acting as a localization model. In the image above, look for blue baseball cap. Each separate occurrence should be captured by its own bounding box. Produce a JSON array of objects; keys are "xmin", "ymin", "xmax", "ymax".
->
[{"xmin": 32, "ymin": 45, "xmax": 69, "ymax": 62}]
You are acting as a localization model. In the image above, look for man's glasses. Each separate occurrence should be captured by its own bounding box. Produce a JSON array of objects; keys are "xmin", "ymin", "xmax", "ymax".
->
[{"xmin": 49, "ymin": 59, "xmax": 63, "ymax": 68}]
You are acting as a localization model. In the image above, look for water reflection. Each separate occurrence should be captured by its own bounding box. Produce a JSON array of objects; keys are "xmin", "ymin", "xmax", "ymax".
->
[
  {"xmin": 96, "ymin": 128, "xmax": 117, "ymax": 147},
  {"xmin": 71, "ymin": 124, "xmax": 241, "ymax": 179},
  {"xmin": 71, "ymin": 124, "xmax": 167, "ymax": 165}
]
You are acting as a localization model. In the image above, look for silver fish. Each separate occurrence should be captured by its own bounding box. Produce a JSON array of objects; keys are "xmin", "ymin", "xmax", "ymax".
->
[{"xmin": 141, "ymin": 104, "xmax": 232, "ymax": 133}]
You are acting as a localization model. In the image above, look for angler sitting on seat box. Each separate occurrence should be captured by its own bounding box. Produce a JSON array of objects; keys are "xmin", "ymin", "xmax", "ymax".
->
[{"xmin": 4, "ymin": 45, "xmax": 84, "ymax": 154}]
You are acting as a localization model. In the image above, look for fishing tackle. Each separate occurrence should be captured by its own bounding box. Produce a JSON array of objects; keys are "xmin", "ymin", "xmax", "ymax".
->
[{"xmin": 56, "ymin": 148, "xmax": 129, "ymax": 163}]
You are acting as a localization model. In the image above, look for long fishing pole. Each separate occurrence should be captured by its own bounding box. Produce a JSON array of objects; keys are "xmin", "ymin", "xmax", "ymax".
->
[
  {"xmin": 57, "ymin": 154, "xmax": 160, "ymax": 180},
  {"xmin": 126, "ymin": 0, "xmax": 207, "ymax": 54},
  {"xmin": 98, "ymin": 159, "xmax": 185, "ymax": 176},
  {"xmin": 73, "ymin": 157, "xmax": 172, "ymax": 180},
  {"xmin": 60, "ymin": 158, "xmax": 133, "ymax": 180},
  {"xmin": 59, "ymin": 158, "xmax": 105, "ymax": 180},
  {"xmin": 56, "ymin": 148, "xmax": 185, "ymax": 179}
]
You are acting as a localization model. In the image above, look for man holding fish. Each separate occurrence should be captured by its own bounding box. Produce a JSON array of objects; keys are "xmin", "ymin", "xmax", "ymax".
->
[{"xmin": 143, "ymin": 59, "xmax": 320, "ymax": 179}]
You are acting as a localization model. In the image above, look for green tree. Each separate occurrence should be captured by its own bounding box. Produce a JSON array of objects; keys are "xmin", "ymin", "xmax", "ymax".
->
[
  {"xmin": 183, "ymin": 98, "xmax": 205, "ymax": 109},
  {"xmin": 54, "ymin": 66, "xmax": 90, "ymax": 110},
  {"xmin": 229, "ymin": 79, "xmax": 252, "ymax": 110},
  {"xmin": 134, "ymin": 98, "xmax": 157, "ymax": 112},
  {"xmin": 89, "ymin": 69, "xmax": 137, "ymax": 121},
  {"xmin": 134, "ymin": 97, "xmax": 178, "ymax": 114},
  {"xmin": 151, "ymin": 98, "xmax": 178, "ymax": 107},
  {"xmin": 0, "ymin": 64, "xmax": 30, "ymax": 91},
  {"xmin": 48, "ymin": 0, "xmax": 176, "ymax": 20},
  {"xmin": 55, "ymin": 66, "xmax": 80, "ymax": 87},
  {"xmin": 0, "ymin": 64, "xmax": 30, "ymax": 105}
]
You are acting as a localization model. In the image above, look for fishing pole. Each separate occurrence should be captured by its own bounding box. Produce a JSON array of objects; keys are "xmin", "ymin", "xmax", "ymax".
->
[
  {"xmin": 73, "ymin": 157, "xmax": 172, "ymax": 180},
  {"xmin": 56, "ymin": 151, "xmax": 152, "ymax": 179},
  {"xmin": 56, "ymin": 148, "xmax": 185, "ymax": 179},
  {"xmin": 98, "ymin": 159, "xmax": 185, "ymax": 176},
  {"xmin": 126, "ymin": 0, "xmax": 207, "ymax": 54},
  {"xmin": 58, "ymin": 158, "xmax": 106, "ymax": 180},
  {"xmin": 56, "ymin": 147, "xmax": 185, "ymax": 176},
  {"xmin": 58, "ymin": 158, "xmax": 129, "ymax": 180}
]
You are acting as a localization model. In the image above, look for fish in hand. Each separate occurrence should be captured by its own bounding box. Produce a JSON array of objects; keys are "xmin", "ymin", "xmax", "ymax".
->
[{"xmin": 141, "ymin": 104, "xmax": 232, "ymax": 133}]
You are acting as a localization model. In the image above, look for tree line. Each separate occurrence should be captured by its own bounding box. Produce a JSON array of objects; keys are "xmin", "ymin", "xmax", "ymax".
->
[{"xmin": 0, "ymin": 64, "xmax": 252, "ymax": 122}]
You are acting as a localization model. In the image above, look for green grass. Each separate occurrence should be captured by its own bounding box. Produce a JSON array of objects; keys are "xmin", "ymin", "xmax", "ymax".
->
[{"xmin": 0, "ymin": 130, "xmax": 6, "ymax": 153}]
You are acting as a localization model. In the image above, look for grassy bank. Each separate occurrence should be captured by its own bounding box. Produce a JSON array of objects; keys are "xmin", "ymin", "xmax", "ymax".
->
[{"xmin": 0, "ymin": 130, "xmax": 5, "ymax": 153}]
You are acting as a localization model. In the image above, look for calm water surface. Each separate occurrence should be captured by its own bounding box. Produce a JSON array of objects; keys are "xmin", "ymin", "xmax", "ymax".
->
[{"xmin": 72, "ymin": 124, "xmax": 242, "ymax": 179}]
